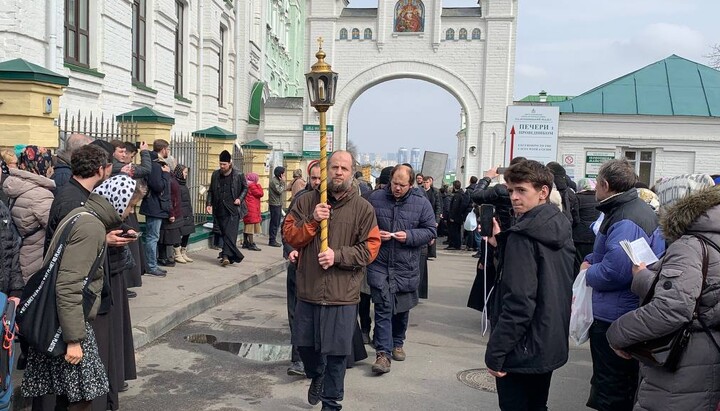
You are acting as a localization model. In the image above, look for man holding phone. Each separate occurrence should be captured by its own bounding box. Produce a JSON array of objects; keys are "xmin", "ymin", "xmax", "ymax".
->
[
  {"xmin": 483, "ymin": 160, "xmax": 575, "ymax": 410},
  {"xmin": 367, "ymin": 165, "xmax": 437, "ymax": 374}
]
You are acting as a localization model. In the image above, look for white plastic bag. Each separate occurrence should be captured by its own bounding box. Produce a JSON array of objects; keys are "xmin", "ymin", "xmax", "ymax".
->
[
  {"xmin": 569, "ymin": 269, "xmax": 593, "ymax": 346},
  {"xmin": 463, "ymin": 211, "xmax": 477, "ymax": 231}
]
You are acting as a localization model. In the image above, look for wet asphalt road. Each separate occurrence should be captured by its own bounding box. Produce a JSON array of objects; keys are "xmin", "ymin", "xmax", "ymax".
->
[{"xmin": 120, "ymin": 250, "xmax": 594, "ymax": 410}]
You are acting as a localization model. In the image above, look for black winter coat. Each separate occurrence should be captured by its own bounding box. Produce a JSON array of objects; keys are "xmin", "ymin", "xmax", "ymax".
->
[
  {"xmin": 572, "ymin": 191, "xmax": 600, "ymax": 244},
  {"xmin": 0, "ymin": 200, "xmax": 24, "ymax": 297},
  {"xmin": 139, "ymin": 152, "xmax": 171, "ymax": 218},
  {"xmin": 424, "ymin": 187, "xmax": 442, "ymax": 222},
  {"xmin": 177, "ymin": 178, "xmax": 195, "ymax": 236},
  {"xmin": 471, "ymin": 177, "xmax": 514, "ymax": 231},
  {"xmin": 554, "ymin": 175, "xmax": 580, "ymax": 226},
  {"xmin": 51, "ymin": 160, "xmax": 72, "ymax": 193},
  {"xmin": 207, "ymin": 168, "xmax": 248, "ymax": 218},
  {"xmin": 449, "ymin": 189, "xmax": 466, "ymax": 222},
  {"xmin": 45, "ymin": 178, "xmax": 91, "ymax": 254},
  {"xmin": 485, "ymin": 203, "xmax": 575, "ymax": 374}
]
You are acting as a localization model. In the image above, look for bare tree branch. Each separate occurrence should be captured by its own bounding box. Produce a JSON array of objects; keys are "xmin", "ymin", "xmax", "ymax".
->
[{"xmin": 707, "ymin": 43, "xmax": 720, "ymax": 69}]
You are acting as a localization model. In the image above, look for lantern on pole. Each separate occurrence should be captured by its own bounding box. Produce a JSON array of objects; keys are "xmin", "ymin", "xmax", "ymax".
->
[{"xmin": 305, "ymin": 37, "xmax": 338, "ymax": 252}]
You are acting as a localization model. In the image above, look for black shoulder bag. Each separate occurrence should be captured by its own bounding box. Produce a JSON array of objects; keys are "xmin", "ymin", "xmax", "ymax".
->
[
  {"xmin": 625, "ymin": 234, "xmax": 713, "ymax": 371},
  {"xmin": 16, "ymin": 212, "xmax": 106, "ymax": 357}
]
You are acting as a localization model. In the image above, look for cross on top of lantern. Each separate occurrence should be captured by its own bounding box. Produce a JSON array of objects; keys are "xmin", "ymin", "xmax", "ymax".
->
[{"xmin": 305, "ymin": 37, "xmax": 338, "ymax": 112}]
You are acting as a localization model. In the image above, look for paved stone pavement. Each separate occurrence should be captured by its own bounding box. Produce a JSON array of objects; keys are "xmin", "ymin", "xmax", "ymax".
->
[{"xmin": 119, "ymin": 249, "xmax": 594, "ymax": 410}]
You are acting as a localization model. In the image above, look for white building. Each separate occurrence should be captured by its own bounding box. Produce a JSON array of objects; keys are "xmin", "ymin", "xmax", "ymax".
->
[
  {"xmin": 0, "ymin": 0, "xmax": 305, "ymax": 141},
  {"xmin": 551, "ymin": 55, "xmax": 720, "ymax": 186}
]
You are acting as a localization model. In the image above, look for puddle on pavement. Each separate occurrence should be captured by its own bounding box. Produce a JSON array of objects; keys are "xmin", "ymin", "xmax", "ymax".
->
[{"xmin": 185, "ymin": 334, "xmax": 291, "ymax": 362}]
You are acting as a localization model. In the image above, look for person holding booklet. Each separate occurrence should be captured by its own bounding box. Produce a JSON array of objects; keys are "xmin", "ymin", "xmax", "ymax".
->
[{"xmin": 580, "ymin": 159, "xmax": 665, "ymax": 411}]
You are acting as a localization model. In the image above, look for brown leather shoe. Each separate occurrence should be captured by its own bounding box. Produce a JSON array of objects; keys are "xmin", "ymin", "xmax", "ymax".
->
[
  {"xmin": 220, "ymin": 257, "xmax": 230, "ymax": 266},
  {"xmin": 392, "ymin": 346, "xmax": 406, "ymax": 361},
  {"xmin": 371, "ymin": 352, "xmax": 391, "ymax": 374}
]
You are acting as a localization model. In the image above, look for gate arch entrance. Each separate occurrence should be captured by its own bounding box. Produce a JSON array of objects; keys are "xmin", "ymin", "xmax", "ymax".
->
[{"xmin": 304, "ymin": 0, "xmax": 517, "ymax": 182}]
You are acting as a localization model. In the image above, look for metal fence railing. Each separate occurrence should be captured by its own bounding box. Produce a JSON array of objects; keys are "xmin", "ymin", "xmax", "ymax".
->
[
  {"xmin": 57, "ymin": 110, "xmax": 139, "ymax": 149},
  {"xmin": 170, "ymin": 132, "xmax": 210, "ymax": 225}
]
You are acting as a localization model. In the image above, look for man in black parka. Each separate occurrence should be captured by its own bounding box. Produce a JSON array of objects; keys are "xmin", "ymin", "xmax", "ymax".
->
[{"xmin": 484, "ymin": 160, "xmax": 575, "ymax": 410}]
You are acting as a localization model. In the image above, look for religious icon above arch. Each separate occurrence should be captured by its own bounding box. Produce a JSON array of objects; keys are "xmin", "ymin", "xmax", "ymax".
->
[{"xmin": 394, "ymin": 0, "xmax": 424, "ymax": 33}]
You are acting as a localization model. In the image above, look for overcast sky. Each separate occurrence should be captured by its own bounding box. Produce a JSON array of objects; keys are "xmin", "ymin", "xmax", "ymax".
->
[{"xmin": 347, "ymin": 0, "xmax": 719, "ymax": 156}]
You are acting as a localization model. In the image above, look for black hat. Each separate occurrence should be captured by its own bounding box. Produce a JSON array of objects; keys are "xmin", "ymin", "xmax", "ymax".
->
[
  {"xmin": 546, "ymin": 162, "xmax": 567, "ymax": 177},
  {"xmin": 219, "ymin": 150, "xmax": 231, "ymax": 163},
  {"xmin": 377, "ymin": 166, "xmax": 393, "ymax": 185}
]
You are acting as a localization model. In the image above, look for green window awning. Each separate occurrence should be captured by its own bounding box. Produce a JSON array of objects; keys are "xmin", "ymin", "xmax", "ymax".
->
[{"xmin": 249, "ymin": 81, "xmax": 266, "ymax": 125}]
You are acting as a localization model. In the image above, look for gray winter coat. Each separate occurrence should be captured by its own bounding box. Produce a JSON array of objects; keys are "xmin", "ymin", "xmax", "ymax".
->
[
  {"xmin": 607, "ymin": 186, "xmax": 720, "ymax": 411},
  {"xmin": 2, "ymin": 168, "xmax": 55, "ymax": 282}
]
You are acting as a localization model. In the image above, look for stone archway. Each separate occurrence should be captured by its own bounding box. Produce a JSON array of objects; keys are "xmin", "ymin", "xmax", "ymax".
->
[
  {"xmin": 304, "ymin": 0, "xmax": 517, "ymax": 182},
  {"xmin": 334, "ymin": 60, "xmax": 479, "ymax": 180}
]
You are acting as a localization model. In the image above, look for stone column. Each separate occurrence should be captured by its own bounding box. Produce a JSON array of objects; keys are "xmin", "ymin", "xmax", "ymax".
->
[
  {"xmin": 0, "ymin": 59, "xmax": 68, "ymax": 148},
  {"xmin": 283, "ymin": 153, "xmax": 303, "ymax": 207},
  {"xmin": 116, "ymin": 107, "xmax": 175, "ymax": 146},
  {"xmin": 241, "ymin": 139, "xmax": 273, "ymax": 215},
  {"xmin": 192, "ymin": 126, "xmax": 238, "ymax": 186}
]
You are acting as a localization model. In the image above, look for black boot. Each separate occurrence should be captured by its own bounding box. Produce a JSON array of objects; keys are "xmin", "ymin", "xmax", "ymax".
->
[{"xmin": 242, "ymin": 234, "xmax": 249, "ymax": 249}]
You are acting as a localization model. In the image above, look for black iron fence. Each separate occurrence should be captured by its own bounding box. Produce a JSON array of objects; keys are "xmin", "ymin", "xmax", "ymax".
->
[
  {"xmin": 170, "ymin": 132, "xmax": 211, "ymax": 225},
  {"xmin": 57, "ymin": 110, "xmax": 139, "ymax": 149}
]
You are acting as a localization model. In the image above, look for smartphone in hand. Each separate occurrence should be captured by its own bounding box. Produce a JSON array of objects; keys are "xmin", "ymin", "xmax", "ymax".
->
[
  {"xmin": 120, "ymin": 231, "xmax": 139, "ymax": 238},
  {"xmin": 480, "ymin": 204, "xmax": 495, "ymax": 237}
]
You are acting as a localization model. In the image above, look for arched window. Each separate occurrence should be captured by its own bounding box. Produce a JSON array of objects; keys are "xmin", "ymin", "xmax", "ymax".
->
[
  {"xmin": 364, "ymin": 28, "xmax": 372, "ymax": 40},
  {"xmin": 445, "ymin": 28, "xmax": 454, "ymax": 40},
  {"xmin": 339, "ymin": 28, "xmax": 348, "ymax": 40},
  {"xmin": 472, "ymin": 28, "xmax": 481, "ymax": 40},
  {"xmin": 352, "ymin": 28, "xmax": 360, "ymax": 39},
  {"xmin": 459, "ymin": 28, "xmax": 467, "ymax": 40}
]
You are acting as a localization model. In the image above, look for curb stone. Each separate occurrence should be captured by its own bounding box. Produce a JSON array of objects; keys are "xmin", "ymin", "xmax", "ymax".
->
[{"xmin": 132, "ymin": 259, "xmax": 288, "ymax": 350}]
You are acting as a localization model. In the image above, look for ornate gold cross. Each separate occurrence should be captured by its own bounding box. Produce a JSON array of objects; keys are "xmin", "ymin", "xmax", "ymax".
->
[{"xmin": 317, "ymin": 37, "xmax": 324, "ymax": 50}]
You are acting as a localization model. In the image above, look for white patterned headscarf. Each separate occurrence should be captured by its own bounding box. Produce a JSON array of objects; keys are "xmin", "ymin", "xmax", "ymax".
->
[{"xmin": 93, "ymin": 175, "xmax": 137, "ymax": 217}]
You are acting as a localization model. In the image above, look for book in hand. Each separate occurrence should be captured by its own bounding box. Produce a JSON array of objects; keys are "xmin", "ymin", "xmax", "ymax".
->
[{"xmin": 620, "ymin": 238, "xmax": 659, "ymax": 266}]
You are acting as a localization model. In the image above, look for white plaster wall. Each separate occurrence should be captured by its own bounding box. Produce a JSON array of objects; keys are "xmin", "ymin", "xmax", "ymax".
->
[{"xmin": 558, "ymin": 113, "xmax": 720, "ymax": 182}]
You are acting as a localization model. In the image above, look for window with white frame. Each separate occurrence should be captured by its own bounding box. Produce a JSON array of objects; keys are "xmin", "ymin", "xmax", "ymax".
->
[
  {"xmin": 624, "ymin": 149, "xmax": 654, "ymax": 187},
  {"xmin": 132, "ymin": 0, "xmax": 147, "ymax": 83},
  {"xmin": 218, "ymin": 25, "xmax": 226, "ymax": 106},
  {"xmin": 174, "ymin": 1, "xmax": 184, "ymax": 95},
  {"xmin": 64, "ymin": 0, "xmax": 90, "ymax": 66}
]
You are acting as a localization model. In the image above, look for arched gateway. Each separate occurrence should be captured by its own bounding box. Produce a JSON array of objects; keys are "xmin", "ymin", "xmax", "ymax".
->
[{"xmin": 304, "ymin": 0, "xmax": 517, "ymax": 181}]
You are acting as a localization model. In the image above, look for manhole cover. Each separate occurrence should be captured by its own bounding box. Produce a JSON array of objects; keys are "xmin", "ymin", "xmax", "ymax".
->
[
  {"xmin": 457, "ymin": 368, "xmax": 497, "ymax": 393},
  {"xmin": 185, "ymin": 334, "xmax": 292, "ymax": 362}
]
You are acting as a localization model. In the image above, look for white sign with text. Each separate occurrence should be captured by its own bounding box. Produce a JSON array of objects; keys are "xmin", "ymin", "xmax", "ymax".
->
[{"xmin": 504, "ymin": 106, "xmax": 560, "ymax": 166}]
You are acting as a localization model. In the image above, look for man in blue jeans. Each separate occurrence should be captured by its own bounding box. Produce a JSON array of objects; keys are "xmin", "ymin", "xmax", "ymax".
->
[
  {"xmin": 140, "ymin": 139, "xmax": 171, "ymax": 277},
  {"xmin": 366, "ymin": 165, "xmax": 437, "ymax": 374}
]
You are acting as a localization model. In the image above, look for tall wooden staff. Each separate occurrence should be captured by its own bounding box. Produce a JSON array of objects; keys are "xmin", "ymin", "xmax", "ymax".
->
[{"xmin": 305, "ymin": 37, "xmax": 338, "ymax": 251}]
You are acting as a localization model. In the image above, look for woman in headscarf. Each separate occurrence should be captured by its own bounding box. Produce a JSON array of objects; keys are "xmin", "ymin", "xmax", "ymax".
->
[
  {"xmin": 21, "ymin": 175, "xmax": 140, "ymax": 410},
  {"xmin": 2, "ymin": 148, "xmax": 56, "ymax": 282},
  {"xmin": 18, "ymin": 146, "xmax": 54, "ymax": 178},
  {"xmin": 173, "ymin": 164, "xmax": 195, "ymax": 262},
  {"xmin": 89, "ymin": 175, "xmax": 141, "ymax": 411},
  {"xmin": 242, "ymin": 172, "xmax": 264, "ymax": 251}
]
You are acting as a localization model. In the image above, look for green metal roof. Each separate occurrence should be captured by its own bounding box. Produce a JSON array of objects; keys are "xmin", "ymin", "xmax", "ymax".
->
[
  {"xmin": 519, "ymin": 94, "xmax": 574, "ymax": 103},
  {"xmin": 0, "ymin": 58, "xmax": 69, "ymax": 86},
  {"xmin": 555, "ymin": 55, "xmax": 720, "ymax": 117},
  {"xmin": 192, "ymin": 126, "xmax": 236, "ymax": 139},
  {"xmin": 241, "ymin": 139, "xmax": 273, "ymax": 149},
  {"xmin": 116, "ymin": 107, "xmax": 175, "ymax": 124}
]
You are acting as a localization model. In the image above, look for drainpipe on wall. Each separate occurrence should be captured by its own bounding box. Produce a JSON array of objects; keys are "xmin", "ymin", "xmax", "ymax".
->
[
  {"xmin": 233, "ymin": 0, "xmax": 241, "ymax": 137},
  {"xmin": 196, "ymin": 0, "xmax": 204, "ymax": 130},
  {"xmin": 46, "ymin": 0, "xmax": 57, "ymax": 70}
]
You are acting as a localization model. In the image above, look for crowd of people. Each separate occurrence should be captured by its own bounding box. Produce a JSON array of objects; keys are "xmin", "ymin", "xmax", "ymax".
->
[
  {"xmin": 0, "ymin": 136, "xmax": 278, "ymax": 410},
  {"xmin": 3, "ymin": 137, "xmax": 720, "ymax": 411},
  {"xmin": 280, "ymin": 153, "xmax": 720, "ymax": 411}
]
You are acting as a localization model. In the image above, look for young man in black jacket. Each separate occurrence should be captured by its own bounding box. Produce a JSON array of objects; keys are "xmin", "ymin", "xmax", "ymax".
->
[{"xmin": 484, "ymin": 160, "xmax": 575, "ymax": 410}]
